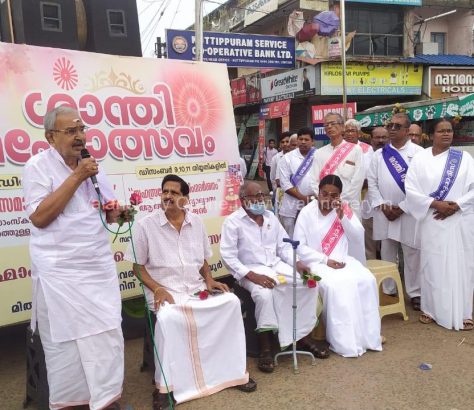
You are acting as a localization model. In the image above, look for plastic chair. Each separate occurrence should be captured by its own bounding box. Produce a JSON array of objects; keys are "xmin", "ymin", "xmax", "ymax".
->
[{"xmin": 366, "ymin": 259, "xmax": 408, "ymax": 321}]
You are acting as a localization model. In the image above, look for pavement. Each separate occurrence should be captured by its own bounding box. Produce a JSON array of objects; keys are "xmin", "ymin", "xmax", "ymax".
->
[{"xmin": 1, "ymin": 300, "xmax": 473, "ymax": 410}]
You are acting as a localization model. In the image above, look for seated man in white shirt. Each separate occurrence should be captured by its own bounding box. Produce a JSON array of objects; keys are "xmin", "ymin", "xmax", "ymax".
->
[
  {"xmin": 126, "ymin": 174, "xmax": 256, "ymax": 410},
  {"xmin": 220, "ymin": 181, "xmax": 329, "ymax": 374}
]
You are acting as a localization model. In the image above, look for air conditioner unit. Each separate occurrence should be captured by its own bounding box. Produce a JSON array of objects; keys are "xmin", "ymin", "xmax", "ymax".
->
[{"xmin": 415, "ymin": 42, "xmax": 439, "ymax": 55}]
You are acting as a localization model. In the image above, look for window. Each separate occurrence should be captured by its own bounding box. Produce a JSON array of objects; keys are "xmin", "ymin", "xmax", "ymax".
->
[
  {"xmin": 430, "ymin": 32, "xmax": 446, "ymax": 54},
  {"xmin": 107, "ymin": 10, "xmax": 127, "ymax": 37},
  {"xmin": 40, "ymin": 2, "xmax": 62, "ymax": 32},
  {"xmin": 346, "ymin": 5, "xmax": 404, "ymax": 57}
]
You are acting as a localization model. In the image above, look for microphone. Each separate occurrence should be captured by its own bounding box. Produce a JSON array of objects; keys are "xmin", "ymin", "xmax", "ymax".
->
[{"xmin": 80, "ymin": 148, "xmax": 101, "ymax": 195}]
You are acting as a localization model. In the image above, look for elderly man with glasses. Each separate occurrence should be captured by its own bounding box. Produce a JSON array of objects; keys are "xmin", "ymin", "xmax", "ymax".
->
[
  {"xmin": 22, "ymin": 105, "xmax": 131, "ymax": 410},
  {"xmin": 221, "ymin": 181, "xmax": 328, "ymax": 375},
  {"xmin": 367, "ymin": 113, "xmax": 423, "ymax": 305},
  {"xmin": 310, "ymin": 113, "xmax": 365, "ymax": 218}
]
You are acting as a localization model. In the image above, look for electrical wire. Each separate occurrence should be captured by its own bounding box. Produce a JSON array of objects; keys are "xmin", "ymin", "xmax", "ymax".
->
[{"xmin": 97, "ymin": 193, "xmax": 174, "ymax": 410}]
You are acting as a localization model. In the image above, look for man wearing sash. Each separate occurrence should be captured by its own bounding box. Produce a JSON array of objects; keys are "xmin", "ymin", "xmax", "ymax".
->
[
  {"xmin": 221, "ymin": 181, "xmax": 327, "ymax": 374},
  {"xmin": 278, "ymin": 127, "xmax": 317, "ymax": 237},
  {"xmin": 310, "ymin": 113, "xmax": 365, "ymax": 216},
  {"xmin": 367, "ymin": 113, "xmax": 423, "ymax": 306},
  {"xmin": 294, "ymin": 175, "xmax": 382, "ymax": 357},
  {"xmin": 344, "ymin": 119, "xmax": 374, "ymax": 176},
  {"xmin": 405, "ymin": 119, "xmax": 474, "ymax": 331}
]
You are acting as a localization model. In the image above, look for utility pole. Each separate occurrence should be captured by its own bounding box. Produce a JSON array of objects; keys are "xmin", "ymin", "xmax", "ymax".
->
[
  {"xmin": 195, "ymin": 0, "xmax": 203, "ymax": 61},
  {"xmin": 340, "ymin": 0, "xmax": 347, "ymax": 121}
]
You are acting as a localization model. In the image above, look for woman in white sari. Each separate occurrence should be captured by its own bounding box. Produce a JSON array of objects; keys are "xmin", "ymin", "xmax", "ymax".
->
[
  {"xmin": 294, "ymin": 174, "xmax": 382, "ymax": 357},
  {"xmin": 405, "ymin": 118, "xmax": 474, "ymax": 331}
]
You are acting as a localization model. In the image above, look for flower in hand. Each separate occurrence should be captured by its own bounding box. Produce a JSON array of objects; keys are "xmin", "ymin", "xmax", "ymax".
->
[
  {"xmin": 301, "ymin": 271, "xmax": 321, "ymax": 288},
  {"xmin": 112, "ymin": 191, "xmax": 142, "ymax": 243},
  {"xmin": 194, "ymin": 290, "xmax": 209, "ymax": 300}
]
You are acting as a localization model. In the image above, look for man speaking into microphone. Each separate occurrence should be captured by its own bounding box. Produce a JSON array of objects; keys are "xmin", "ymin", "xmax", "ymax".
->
[{"xmin": 22, "ymin": 105, "xmax": 129, "ymax": 410}]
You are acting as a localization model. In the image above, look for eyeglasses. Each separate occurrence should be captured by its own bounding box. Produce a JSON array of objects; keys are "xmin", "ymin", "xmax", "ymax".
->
[
  {"xmin": 324, "ymin": 121, "xmax": 343, "ymax": 128},
  {"xmin": 435, "ymin": 129, "xmax": 453, "ymax": 134},
  {"xmin": 50, "ymin": 125, "xmax": 89, "ymax": 136},
  {"xmin": 385, "ymin": 123, "xmax": 407, "ymax": 131},
  {"xmin": 345, "ymin": 128, "xmax": 358, "ymax": 133}
]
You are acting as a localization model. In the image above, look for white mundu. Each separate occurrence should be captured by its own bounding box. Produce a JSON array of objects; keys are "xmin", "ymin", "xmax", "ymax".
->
[
  {"xmin": 310, "ymin": 142, "xmax": 365, "ymax": 214},
  {"xmin": 405, "ymin": 148, "xmax": 474, "ymax": 330},
  {"xmin": 367, "ymin": 140, "xmax": 423, "ymax": 297},
  {"xmin": 23, "ymin": 148, "xmax": 123, "ymax": 410},
  {"xmin": 294, "ymin": 201, "xmax": 382, "ymax": 357},
  {"xmin": 220, "ymin": 208, "xmax": 317, "ymax": 347},
  {"xmin": 127, "ymin": 209, "xmax": 248, "ymax": 404}
]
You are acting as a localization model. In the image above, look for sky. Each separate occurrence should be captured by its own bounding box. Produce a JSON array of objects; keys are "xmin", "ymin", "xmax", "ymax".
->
[{"xmin": 137, "ymin": 0, "xmax": 221, "ymax": 58}]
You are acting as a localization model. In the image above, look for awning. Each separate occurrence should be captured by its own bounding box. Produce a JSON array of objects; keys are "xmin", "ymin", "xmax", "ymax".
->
[{"xmin": 355, "ymin": 93, "xmax": 474, "ymax": 127}]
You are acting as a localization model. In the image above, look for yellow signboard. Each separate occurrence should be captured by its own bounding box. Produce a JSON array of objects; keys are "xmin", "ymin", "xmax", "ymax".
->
[{"xmin": 321, "ymin": 62, "xmax": 423, "ymax": 96}]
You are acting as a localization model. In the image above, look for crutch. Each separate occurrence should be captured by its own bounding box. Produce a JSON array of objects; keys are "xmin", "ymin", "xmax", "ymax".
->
[{"xmin": 274, "ymin": 238, "xmax": 316, "ymax": 374}]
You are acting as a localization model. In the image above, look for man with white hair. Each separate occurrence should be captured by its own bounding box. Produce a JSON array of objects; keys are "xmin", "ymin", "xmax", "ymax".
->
[
  {"xmin": 344, "ymin": 119, "xmax": 374, "ymax": 176},
  {"xmin": 23, "ymin": 105, "xmax": 129, "ymax": 410}
]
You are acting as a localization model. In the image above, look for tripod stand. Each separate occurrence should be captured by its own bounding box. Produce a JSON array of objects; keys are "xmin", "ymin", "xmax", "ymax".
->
[{"xmin": 274, "ymin": 238, "xmax": 316, "ymax": 374}]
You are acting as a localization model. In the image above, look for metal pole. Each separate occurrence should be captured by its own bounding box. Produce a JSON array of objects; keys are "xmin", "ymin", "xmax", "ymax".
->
[
  {"xmin": 6, "ymin": 0, "xmax": 15, "ymax": 43},
  {"xmin": 340, "ymin": 0, "xmax": 347, "ymax": 121},
  {"xmin": 195, "ymin": 0, "xmax": 203, "ymax": 61}
]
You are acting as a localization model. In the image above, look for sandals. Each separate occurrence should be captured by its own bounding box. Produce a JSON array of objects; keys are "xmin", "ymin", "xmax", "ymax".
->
[
  {"xmin": 411, "ymin": 297, "xmax": 421, "ymax": 311},
  {"xmin": 257, "ymin": 350, "xmax": 274, "ymax": 373},
  {"xmin": 296, "ymin": 338, "xmax": 330, "ymax": 359},
  {"xmin": 419, "ymin": 312, "xmax": 434, "ymax": 324},
  {"xmin": 234, "ymin": 377, "xmax": 257, "ymax": 392},
  {"xmin": 152, "ymin": 389, "xmax": 175, "ymax": 410},
  {"xmin": 462, "ymin": 319, "xmax": 473, "ymax": 331}
]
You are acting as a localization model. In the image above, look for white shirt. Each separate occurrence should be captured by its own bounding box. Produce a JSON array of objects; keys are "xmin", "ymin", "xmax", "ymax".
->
[
  {"xmin": 220, "ymin": 208, "xmax": 293, "ymax": 280},
  {"xmin": 264, "ymin": 147, "xmax": 278, "ymax": 166},
  {"xmin": 270, "ymin": 151, "xmax": 284, "ymax": 188},
  {"xmin": 310, "ymin": 141, "xmax": 365, "ymax": 212},
  {"xmin": 359, "ymin": 141, "xmax": 374, "ymax": 177},
  {"xmin": 367, "ymin": 140, "xmax": 423, "ymax": 247},
  {"xmin": 23, "ymin": 148, "xmax": 121, "ymax": 342},
  {"xmin": 279, "ymin": 148, "xmax": 316, "ymax": 217},
  {"xmin": 126, "ymin": 208, "xmax": 212, "ymax": 309}
]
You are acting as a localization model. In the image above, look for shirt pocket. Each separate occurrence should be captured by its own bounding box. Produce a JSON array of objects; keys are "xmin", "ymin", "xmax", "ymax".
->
[{"xmin": 339, "ymin": 161, "xmax": 356, "ymax": 180}]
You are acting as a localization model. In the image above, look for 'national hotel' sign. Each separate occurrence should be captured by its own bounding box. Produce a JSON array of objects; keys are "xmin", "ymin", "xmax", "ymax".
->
[{"xmin": 429, "ymin": 67, "xmax": 474, "ymax": 99}]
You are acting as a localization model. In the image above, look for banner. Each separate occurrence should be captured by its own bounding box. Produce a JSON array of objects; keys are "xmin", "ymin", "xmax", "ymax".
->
[
  {"xmin": 355, "ymin": 93, "xmax": 474, "ymax": 127},
  {"xmin": 320, "ymin": 62, "xmax": 423, "ymax": 96},
  {"xmin": 260, "ymin": 100, "xmax": 291, "ymax": 120},
  {"xmin": 0, "ymin": 43, "xmax": 241, "ymax": 327},
  {"xmin": 166, "ymin": 29, "xmax": 295, "ymax": 69},
  {"xmin": 261, "ymin": 66, "xmax": 316, "ymax": 103},
  {"xmin": 231, "ymin": 77, "xmax": 247, "ymax": 105}
]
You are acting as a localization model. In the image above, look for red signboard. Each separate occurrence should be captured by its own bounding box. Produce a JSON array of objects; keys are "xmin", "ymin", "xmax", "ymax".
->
[
  {"xmin": 260, "ymin": 100, "xmax": 291, "ymax": 120},
  {"xmin": 230, "ymin": 78, "xmax": 247, "ymax": 106},
  {"xmin": 312, "ymin": 102, "xmax": 357, "ymax": 123}
]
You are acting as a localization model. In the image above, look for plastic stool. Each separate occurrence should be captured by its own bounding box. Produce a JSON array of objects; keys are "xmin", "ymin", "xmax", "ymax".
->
[{"xmin": 366, "ymin": 259, "xmax": 408, "ymax": 321}]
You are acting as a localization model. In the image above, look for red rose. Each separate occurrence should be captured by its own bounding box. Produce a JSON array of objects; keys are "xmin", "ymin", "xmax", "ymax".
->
[
  {"xmin": 307, "ymin": 279, "xmax": 317, "ymax": 288},
  {"xmin": 199, "ymin": 290, "xmax": 209, "ymax": 300},
  {"xmin": 130, "ymin": 192, "xmax": 143, "ymax": 206}
]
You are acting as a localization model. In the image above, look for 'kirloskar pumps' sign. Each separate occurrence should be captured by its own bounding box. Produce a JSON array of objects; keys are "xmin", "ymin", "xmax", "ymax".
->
[{"xmin": 429, "ymin": 67, "xmax": 474, "ymax": 99}]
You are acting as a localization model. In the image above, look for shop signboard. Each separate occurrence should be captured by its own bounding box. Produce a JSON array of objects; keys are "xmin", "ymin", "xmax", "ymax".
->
[
  {"xmin": 355, "ymin": 93, "xmax": 474, "ymax": 127},
  {"xmin": 261, "ymin": 66, "xmax": 316, "ymax": 103},
  {"xmin": 312, "ymin": 103, "xmax": 357, "ymax": 140},
  {"xmin": 346, "ymin": 0, "xmax": 421, "ymax": 4},
  {"xmin": 244, "ymin": 0, "xmax": 278, "ymax": 27},
  {"xmin": 0, "ymin": 43, "xmax": 242, "ymax": 326},
  {"xmin": 429, "ymin": 67, "xmax": 474, "ymax": 99},
  {"xmin": 320, "ymin": 62, "xmax": 423, "ymax": 96},
  {"xmin": 166, "ymin": 29, "xmax": 295, "ymax": 69},
  {"xmin": 231, "ymin": 77, "xmax": 247, "ymax": 106}
]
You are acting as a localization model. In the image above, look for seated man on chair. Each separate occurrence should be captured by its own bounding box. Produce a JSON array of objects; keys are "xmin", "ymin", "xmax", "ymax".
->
[
  {"xmin": 220, "ymin": 181, "xmax": 329, "ymax": 374},
  {"xmin": 126, "ymin": 174, "xmax": 255, "ymax": 410}
]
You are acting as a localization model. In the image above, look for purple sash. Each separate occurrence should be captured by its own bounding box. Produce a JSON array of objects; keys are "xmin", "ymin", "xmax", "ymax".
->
[
  {"xmin": 290, "ymin": 147, "xmax": 316, "ymax": 187},
  {"xmin": 429, "ymin": 148, "xmax": 463, "ymax": 201},
  {"xmin": 382, "ymin": 145, "xmax": 409, "ymax": 193}
]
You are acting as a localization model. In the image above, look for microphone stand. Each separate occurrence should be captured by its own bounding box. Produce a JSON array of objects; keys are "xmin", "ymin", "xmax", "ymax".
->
[{"xmin": 274, "ymin": 238, "xmax": 316, "ymax": 374}]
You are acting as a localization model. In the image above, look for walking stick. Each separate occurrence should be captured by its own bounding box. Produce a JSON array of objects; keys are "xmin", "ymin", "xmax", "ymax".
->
[{"xmin": 274, "ymin": 238, "xmax": 316, "ymax": 374}]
